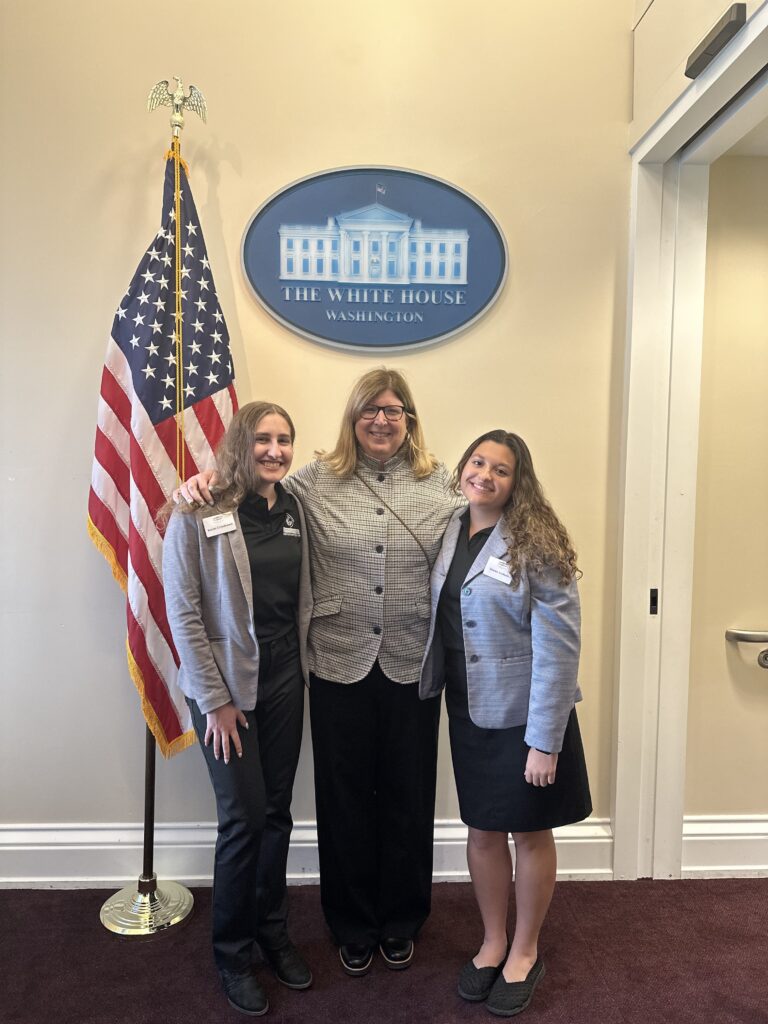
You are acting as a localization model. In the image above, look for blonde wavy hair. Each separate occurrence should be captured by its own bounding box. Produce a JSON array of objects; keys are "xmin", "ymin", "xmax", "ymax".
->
[
  {"xmin": 452, "ymin": 429, "xmax": 580, "ymax": 587},
  {"xmin": 160, "ymin": 401, "xmax": 295, "ymax": 522},
  {"xmin": 319, "ymin": 367, "xmax": 438, "ymax": 479}
]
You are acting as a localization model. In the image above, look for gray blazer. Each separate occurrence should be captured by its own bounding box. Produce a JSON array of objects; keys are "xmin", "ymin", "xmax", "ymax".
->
[
  {"xmin": 419, "ymin": 509, "xmax": 582, "ymax": 753},
  {"xmin": 162, "ymin": 500, "xmax": 313, "ymax": 715}
]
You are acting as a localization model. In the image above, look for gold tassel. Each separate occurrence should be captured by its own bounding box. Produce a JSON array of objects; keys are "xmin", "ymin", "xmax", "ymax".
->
[
  {"xmin": 172, "ymin": 135, "xmax": 186, "ymax": 484},
  {"xmin": 163, "ymin": 149, "xmax": 190, "ymax": 176}
]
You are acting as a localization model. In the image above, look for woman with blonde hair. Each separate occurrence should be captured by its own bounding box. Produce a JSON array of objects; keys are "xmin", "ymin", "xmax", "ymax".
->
[
  {"xmin": 163, "ymin": 401, "xmax": 314, "ymax": 1016},
  {"xmin": 180, "ymin": 368, "xmax": 461, "ymax": 976},
  {"xmin": 420, "ymin": 429, "xmax": 591, "ymax": 1017}
]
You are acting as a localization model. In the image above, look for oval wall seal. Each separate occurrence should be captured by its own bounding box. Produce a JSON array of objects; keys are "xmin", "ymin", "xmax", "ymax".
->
[{"xmin": 241, "ymin": 166, "xmax": 507, "ymax": 352}]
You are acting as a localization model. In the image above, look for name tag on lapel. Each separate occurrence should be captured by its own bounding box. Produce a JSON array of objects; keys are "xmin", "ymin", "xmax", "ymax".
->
[
  {"xmin": 202, "ymin": 513, "xmax": 236, "ymax": 538},
  {"xmin": 483, "ymin": 556, "xmax": 512, "ymax": 585},
  {"xmin": 283, "ymin": 527, "xmax": 301, "ymax": 537}
]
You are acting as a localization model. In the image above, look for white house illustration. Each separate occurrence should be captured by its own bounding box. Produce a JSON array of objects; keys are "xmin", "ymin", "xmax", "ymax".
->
[{"xmin": 278, "ymin": 202, "xmax": 468, "ymax": 285}]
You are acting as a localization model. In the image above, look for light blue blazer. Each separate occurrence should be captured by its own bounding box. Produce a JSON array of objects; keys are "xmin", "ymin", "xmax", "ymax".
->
[
  {"xmin": 162, "ymin": 500, "xmax": 313, "ymax": 715},
  {"xmin": 419, "ymin": 509, "xmax": 582, "ymax": 753}
]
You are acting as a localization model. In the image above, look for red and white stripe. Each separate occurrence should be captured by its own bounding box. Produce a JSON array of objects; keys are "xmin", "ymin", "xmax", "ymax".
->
[{"xmin": 88, "ymin": 336, "xmax": 237, "ymax": 755}]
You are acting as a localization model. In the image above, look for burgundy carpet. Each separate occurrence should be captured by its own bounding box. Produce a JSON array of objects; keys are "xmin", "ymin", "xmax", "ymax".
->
[{"xmin": 3, "ymin": 879, "xmax": 767, "ymax": 1024}]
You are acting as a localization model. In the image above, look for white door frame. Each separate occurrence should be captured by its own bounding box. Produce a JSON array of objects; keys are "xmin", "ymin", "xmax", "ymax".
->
[{"xmin": 614, "ymin": 3, "xmax": 768, "ymax": 880}]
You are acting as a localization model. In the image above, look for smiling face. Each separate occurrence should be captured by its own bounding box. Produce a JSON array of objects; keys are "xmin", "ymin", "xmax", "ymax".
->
[
  {"xmin": 252, "ymin": 412, "xmax": 294, "ymax": 494},
  {"xmin": 353, "ymin": 387, "xmax": 409, "ymax": 462},
  {"xmin": 459, "ymin": 440, "xmax": 517, "ymax": 519}
]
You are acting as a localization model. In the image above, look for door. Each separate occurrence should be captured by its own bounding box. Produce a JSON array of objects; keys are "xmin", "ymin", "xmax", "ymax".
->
[{"xmin": 685, "ymin": 154, "xmax": 768, "ymax": 851}]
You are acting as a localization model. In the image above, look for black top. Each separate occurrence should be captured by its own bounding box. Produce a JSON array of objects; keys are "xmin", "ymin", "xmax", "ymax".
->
[
  {"xmin": 238, "ymin": 483, "xmax": 301, "ymax": 642},
  {"xmin": 436, "ymin": 510, "xmax": 495, "ymax": 654}
]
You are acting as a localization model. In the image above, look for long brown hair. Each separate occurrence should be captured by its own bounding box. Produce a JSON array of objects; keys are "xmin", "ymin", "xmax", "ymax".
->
[
  {"xmin": 159, "ymin": 401, "xmax": 295, "ymax": 522},
  {"xmin": 319, "ymin": 366, "xmax": 438, "ymax": 479},
  {"xmin": 452, "ymin": 429, "xmax": 580, "ymax": 587}
]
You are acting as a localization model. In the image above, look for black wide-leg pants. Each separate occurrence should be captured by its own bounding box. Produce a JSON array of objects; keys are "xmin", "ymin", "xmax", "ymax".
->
[
  {"xmin": 189, "ymin": 630, "xmax": 304, "ymax": 972},
  {"xmin": 309, "ymin": 661, "xmax": 441, "ymax": 947}
]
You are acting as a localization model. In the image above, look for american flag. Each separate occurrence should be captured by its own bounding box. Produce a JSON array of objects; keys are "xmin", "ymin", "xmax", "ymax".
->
[{"xmin": 88, "ymin": 154, "xmax": 237, "ymax": 757}]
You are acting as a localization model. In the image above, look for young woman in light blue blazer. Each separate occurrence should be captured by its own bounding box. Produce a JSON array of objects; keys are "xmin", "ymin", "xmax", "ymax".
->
[
  {"xmin": 420, "ymin": 430, "xmax": 591, "ymax": 1018},
  {"xmin": 163, "ymin": 401, "xmax": 314, "ymax": 1017}
]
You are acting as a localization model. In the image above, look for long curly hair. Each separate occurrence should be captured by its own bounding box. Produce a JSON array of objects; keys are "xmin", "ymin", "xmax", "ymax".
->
[
  {"xmin": 160, "ymin": 401, "xmax": 295, "ymax": 522},
  {"xmin": 318, "ymin": 366, "xmax": 438, "ymax": 479},
  {"xmin": 452, "ymin": 429, "xmax": 580, "ymax": 587}
]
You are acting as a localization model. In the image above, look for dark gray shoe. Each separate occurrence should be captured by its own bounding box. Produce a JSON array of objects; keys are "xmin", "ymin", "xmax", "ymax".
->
[
  {"xmin": 262, "ymin": 940, "xmax": 313, "ymax": 990},
  {"xmin": 219, "ymin": 967, "xmax": 269, "ymax": 1016},
  {"xmin": 486, "ymin": 959, "xmax": 545, "ymax": 1017},
  {"xmin": 457, "ymin": 956, "xmax": 505, "ymax": 1002}
]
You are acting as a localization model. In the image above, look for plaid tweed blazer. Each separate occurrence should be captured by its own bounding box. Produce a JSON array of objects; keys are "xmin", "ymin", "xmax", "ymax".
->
[{"xmin": 287, "ymin": 450, "xmax": 462, "ymax": 684}]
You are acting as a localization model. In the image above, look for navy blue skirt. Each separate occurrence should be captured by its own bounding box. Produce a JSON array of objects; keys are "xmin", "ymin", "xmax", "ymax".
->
[{"xmin": 445, "ymin": 651, "xmax": 592, "ymax": 833}]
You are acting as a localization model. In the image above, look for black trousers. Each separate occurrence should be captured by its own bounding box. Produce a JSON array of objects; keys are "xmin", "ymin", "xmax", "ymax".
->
[
  {"xmin": 189, "ymin": 630, "xmax": 304, "ymax": 972},
  {"xmin": 309, "ymin": 661, "xmax": 441, "ymax": 946}
]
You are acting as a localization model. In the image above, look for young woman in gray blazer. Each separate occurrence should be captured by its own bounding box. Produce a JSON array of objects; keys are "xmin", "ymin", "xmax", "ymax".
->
[
  {"xmin": 420, "ymin": 430, "xmax": 591, "ymax": 1018},
  {"xmin": 163, "ymin": 402, "xmax": 314, "ymax": 1017}
]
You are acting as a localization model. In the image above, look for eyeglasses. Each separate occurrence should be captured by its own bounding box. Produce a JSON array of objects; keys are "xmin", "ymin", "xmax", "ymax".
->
[{"xmin": 358, "ymin": 404, "xmax": 409, "ymax": 422}]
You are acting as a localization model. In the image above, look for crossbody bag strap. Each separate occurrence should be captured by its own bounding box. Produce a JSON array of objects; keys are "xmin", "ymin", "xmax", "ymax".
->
[{"xmin": 353, "ymin": 471, "xmax": 432, "ymax": 568}]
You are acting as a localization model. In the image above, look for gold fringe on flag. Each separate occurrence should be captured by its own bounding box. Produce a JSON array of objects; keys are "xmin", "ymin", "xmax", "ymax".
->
[
  {"xmin": 87, "ymin": 514, "xmax": 195, "ymax": 758},
  {"xmin": 87, "ymin": 515, "xmax": 128, "ymax": 591},
  {"xmin": 126, "ymin": 640, "xmax": 196, "ymax": 758}
]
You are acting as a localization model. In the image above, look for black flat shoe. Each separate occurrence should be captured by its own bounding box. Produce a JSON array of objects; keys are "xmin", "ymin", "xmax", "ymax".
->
[
  {"xmin": 379, "ymin": 937, "xmax": 414, "ymax": 970},
  {"xmin": 219, "ymin": 968, "xmax": 269, "ymax": 1016},
  {"xmin": 262, "ymin": 940, "xmax": 313, "ymax": 990},
  {"xmin": 457, "ymin": 952, "xmax": 507, "ymax": 1002},
  {"xmin": 486, "ymin": 958, "xmax": 545, "ymax": 1017},
  {"xmin": 339, "ymin": 943, "xmax": 374, "ymax": 976}
]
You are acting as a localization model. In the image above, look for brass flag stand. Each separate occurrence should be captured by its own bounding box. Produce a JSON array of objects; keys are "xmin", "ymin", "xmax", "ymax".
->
[{"xmin": 100, "ymin": 78, "xmax": 206, "ymax": 936}]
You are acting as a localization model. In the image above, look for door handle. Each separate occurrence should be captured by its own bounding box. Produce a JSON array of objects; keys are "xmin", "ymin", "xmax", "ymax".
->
[
  {"xmin": 725, "ymin": 629, "xmax": 768, "ymax": 669},
  {"xmin": 725, "ymin": 629, "xmax": 768, "ymax": 643}
]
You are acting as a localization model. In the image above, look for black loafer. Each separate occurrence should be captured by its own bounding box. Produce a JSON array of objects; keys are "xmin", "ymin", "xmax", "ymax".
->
[
  {"xmin": 219, "ymin": 968, "xmax": 269, "ymax": 1016},
  {"xmin": 339, "ymin": 943, "xmax": 374, "ymax": 976},
  {"xmin": 457, "ymin": 954, "xmax": 506, "ymax": 1002},
  {"xmin": 379, "ymin": 937, "xmax": 414, "ymax": 970},
  {"xmin": 262, "ymin": 941, "xmax": 313, "ymax": 990},
  {"xmin": 486, "ymin": 958, "xmax": 545, "ymax": 1017}
]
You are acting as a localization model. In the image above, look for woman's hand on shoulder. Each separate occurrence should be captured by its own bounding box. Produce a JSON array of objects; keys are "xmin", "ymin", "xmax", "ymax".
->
[
  {"xmin": 524, "ymin": 748, "xmax": 558, "ymax": 787},
  {"xmin": 204, "ymin": 702, "xmax": 249, "ymax": 764},
  {"xmin": 173, "ymin": 470, "xmax": 217, "ymax": 506}
]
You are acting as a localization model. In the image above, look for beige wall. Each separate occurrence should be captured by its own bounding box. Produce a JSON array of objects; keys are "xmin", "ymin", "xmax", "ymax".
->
[
  {"xmin": 686, "ymin": 156, "xmax": 768, "ymax": 814},
  {"xmin": 0, "ymin": 1, "xmax": 631, "ymax": 828}
]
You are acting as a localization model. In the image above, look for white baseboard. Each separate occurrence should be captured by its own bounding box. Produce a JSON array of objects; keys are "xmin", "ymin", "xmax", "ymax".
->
[
  {"xmin": 6, "ymin": 815, "xmax": 763, "ymax": 889},
  {"xmin": 681, "ymin": 815, "xmax": 768, "ymax": 877},
  {"xmin": 0, "ymin": 817, "xmax": 612, "ymax": 889}
]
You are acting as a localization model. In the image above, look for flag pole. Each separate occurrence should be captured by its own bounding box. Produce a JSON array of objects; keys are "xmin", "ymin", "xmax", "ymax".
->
[
  {"xmin": 100, "ymin": 78, "xmax": 206, "ymax": 936},
  {"xmin": 141, "ymin": 724, "xmax": 157, "ymax": 884}
]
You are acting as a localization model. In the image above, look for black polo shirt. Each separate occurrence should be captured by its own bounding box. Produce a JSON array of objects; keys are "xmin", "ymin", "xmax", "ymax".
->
[{"xmin": 238, "ymin": 483, "xmax": 301, "ymax": 642}]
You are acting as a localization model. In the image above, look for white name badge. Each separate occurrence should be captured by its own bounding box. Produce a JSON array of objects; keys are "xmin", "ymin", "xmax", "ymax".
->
[
  {"xmin": 283, "ymin": 527, "xmax": 301, "ymax": 537},
  {"xmin": 483, "ymin": 556, "xmax": 512, "ymax": 585},
  {"xmin": 203, "ymin": 513, "xmax": 236, "ymax": 538}
]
